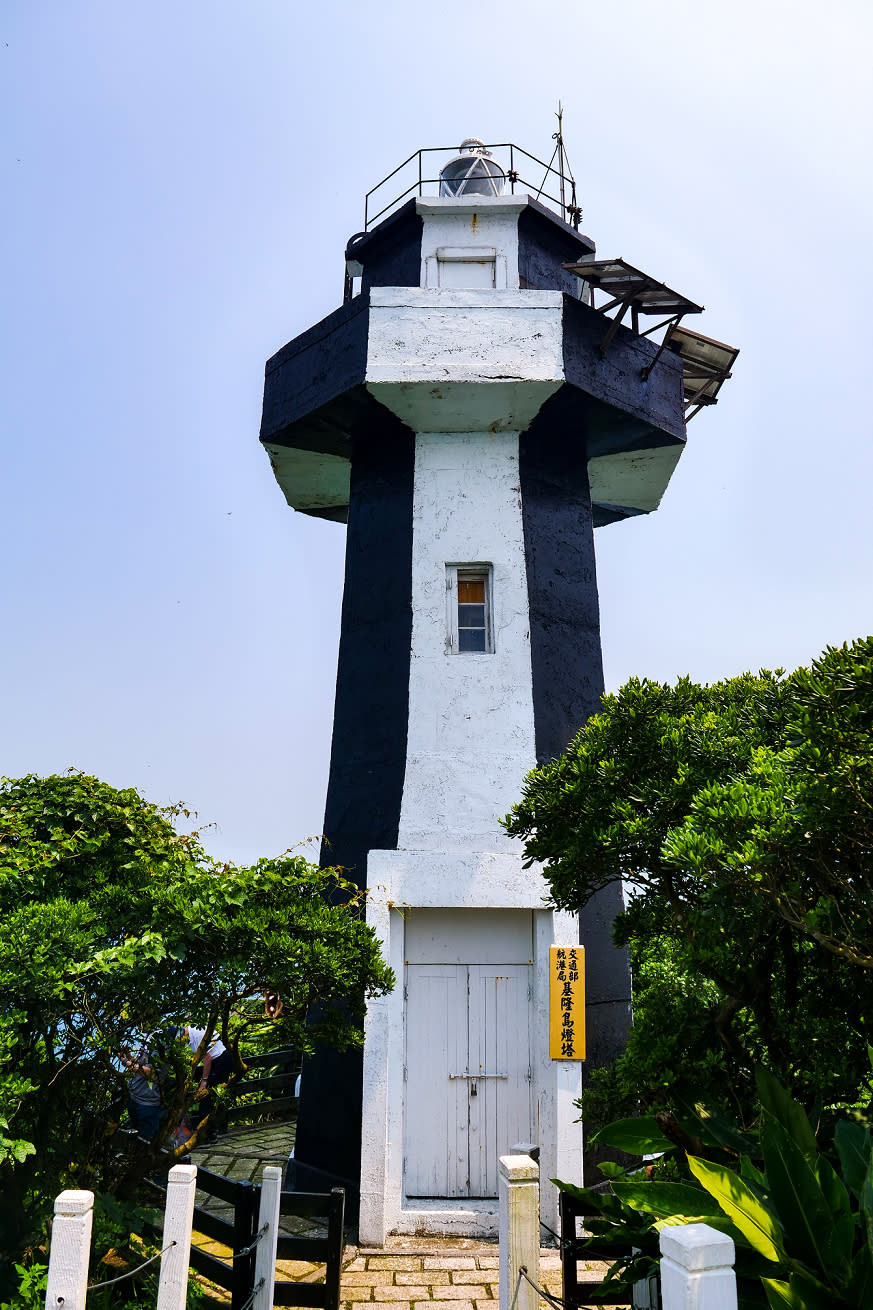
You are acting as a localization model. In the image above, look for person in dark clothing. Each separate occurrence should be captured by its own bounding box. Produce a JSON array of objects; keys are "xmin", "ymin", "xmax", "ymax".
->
[{"xmin": 121, "ymin": 1041, "xmax": 168, "ymax": 1142}]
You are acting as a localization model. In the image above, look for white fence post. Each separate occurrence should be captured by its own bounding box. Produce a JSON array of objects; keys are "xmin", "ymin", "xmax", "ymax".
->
[
  {"xmin": 660, "ymin": 1224, "xmax": 737, "ymax": 1310},
  {"xmin": 498, "ymin": 1154, "xmax": 540, "ymax": 1310},
  {"xmin": 45, "ymin": 1190, "xmax": 94, "ymax": 1310},
  {"xmin": 253, "ymin": 1165, "xmax": 282, "ymax": 1310},
  {"xmin": 157, "ymin": 1164, "xmax": 198, "ymax": 1310}
]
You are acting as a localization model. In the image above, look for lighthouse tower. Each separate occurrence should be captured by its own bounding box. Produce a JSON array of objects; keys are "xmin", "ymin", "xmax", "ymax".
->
[{"xmin": 259, "ymin": 139, "xmax": 736, "ymax": 1242}]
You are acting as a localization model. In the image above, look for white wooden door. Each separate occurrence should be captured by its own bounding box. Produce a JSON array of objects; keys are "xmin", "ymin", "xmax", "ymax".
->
[
  {"xmin": 404, "ymin": 964, "xmax": 469, "ymax": 1198},
  {"xmin": 404, "ymin": 963, "xmax": 532, "ymax": 1198},
  {"xmin": 467, "ymin": 966, "xmax": 533, "ymax": 1197}
]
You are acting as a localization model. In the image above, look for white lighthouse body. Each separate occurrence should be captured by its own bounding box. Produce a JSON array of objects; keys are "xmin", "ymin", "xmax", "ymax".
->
[{"xmin": 261, "ymin": 155, "xmax": 691, "ymax": 1241}]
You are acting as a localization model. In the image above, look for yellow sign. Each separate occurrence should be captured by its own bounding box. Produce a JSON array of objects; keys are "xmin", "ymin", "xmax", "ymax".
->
[{"xmin": 549, "ymin": 945, "xmax": 585, "ymax": 1060}]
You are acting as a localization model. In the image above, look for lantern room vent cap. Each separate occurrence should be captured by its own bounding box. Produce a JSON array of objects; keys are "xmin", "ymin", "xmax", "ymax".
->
[{"xmin": 439, "ymin": 137, "xmax": 506, "ymax": 198}]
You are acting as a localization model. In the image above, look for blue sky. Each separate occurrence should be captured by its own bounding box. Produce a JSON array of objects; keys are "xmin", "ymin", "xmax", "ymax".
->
[{"xmin": 2, "ymin": 1, "xmax": 871, "ymax": 863}]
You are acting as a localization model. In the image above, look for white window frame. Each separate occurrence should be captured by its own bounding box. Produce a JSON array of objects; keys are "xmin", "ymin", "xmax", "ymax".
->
[
  {"xmin": 445, "ymin": 564, "xmax": 494, "ymax": 654},
  {"xmin": 424, "ymin": 247, "xmax": 508, "ymax": 289}
]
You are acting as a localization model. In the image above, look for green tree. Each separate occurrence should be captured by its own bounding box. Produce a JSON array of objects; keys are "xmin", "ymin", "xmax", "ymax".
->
[
  {"xmin": 0, "ymin": 771, "xmax": 393, "ymax": 1281},
  {"xmin": 664, "ymin": 639, "xmax": 873, "ymax": 970},
  {"xmin": 505, "ymin": 637, "xmax": 873, "ymax": 1127}
]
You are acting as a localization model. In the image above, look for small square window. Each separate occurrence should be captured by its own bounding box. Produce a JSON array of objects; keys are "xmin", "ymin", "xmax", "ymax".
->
[{"xmin": 446, "ymin": 565, "xmax": 493, "ymax": 654}]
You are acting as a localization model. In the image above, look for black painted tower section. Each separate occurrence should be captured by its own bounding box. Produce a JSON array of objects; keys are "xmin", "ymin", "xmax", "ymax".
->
[
  {"xmin": 346, "ymin": 200, "xmax": 424, "ymax": 296},
  {"xmin": 293, "ymin": 409, "xmax": 415, "ymax": 1189},
  {"xmin": 519, "ymin": 407, "xmax": 605, "ymax": 755},
  {"xmin": 519, "ymin": 407, "xmax": 633, "ymax": 1125}
]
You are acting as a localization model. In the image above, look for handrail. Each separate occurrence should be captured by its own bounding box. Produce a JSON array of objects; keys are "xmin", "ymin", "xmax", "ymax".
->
[{"xmin": 362, "ymin": 142, "xmax": 581, "ymax": 231}]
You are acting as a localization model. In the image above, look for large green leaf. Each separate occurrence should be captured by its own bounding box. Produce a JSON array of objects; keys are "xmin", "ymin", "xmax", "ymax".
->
[
  {"xmin": 611, "ymin": 1180, "xmax": 722, "ymax": 1220},
  {"xmin": 675, "ymin": 1092, "xmax": 760, "ymax": 1158},
  {"xmin": 846, "ymin": 1243, "xmax": 873, "ymax": 1309},
  {"xmin": 763, "ymin": 1277, "xmax": 847, "ymax": 1310},
  {"xmin": 835, "ymin": 1120, "xmax": 871, "ymax": 1200},
  {"xmin": 762, "ymin": 1280, "xmax": 797, "ymax": 1310},
  {"xmin": 859, "ymin": 1149, "xmax": 873, "ymax": 1260},
  {"xmin": 755, "ymin": 1067, "xmax": 817, "ymax": 1161},
  {"xmin": 761, "ymin": 1111, "xmax": 845, "ymax": 1280},
  {"xmin": 814, "ymin": 1156, "xmax": 854, "ymax": 1273},
  {"xmin": 551, "ymin": 1179, "xmax": 635, "ymax": 1225},
  {"xmin": 655, "ymin": 1211, "xmax": 749, "ymax": 1252},
  {"xmin": 688, "ymin": 1154, "xmax": 785, "ymax": 1263},
  {"xmin": 592, "ymin": 1116, "xmax": 676, "ymax": 1155},
  {"xmin": 741, "ymin": 1155, "xmax": 769, "ymax": 1191}
]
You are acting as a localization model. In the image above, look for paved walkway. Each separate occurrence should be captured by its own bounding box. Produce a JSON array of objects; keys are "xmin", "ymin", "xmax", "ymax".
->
[
  {"xmin": 340, "ymin": 1243, "xmax": 562, "ymax": 1310},
  {"xmin": 186, "ymin": 1122, "xmax": 624, "ymax": 1308},
  {"xmin": 191, "ymin": 1117, "xmax": 296, "ymax": 1183}
]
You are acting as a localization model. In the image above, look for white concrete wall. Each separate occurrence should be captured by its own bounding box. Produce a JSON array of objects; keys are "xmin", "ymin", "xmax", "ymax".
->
[
  {"xmin": 396, "ymin": 429, "xmax": 536, "ymax": 852},
  {"xmin": 359, "ymin": 851, "xmax": 583, "ymax": 1245},
  {"xmin": 365, "ymin": 288, "xmax": 563, "ymax": 434},
  {"xmin": 416, "ymin": 196, "xmax": 526, "ymax": 290}
]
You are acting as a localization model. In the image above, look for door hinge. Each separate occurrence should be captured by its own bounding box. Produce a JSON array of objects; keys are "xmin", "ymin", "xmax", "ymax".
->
[
  {"xmin": 527, "ymin": 1066, "xmax": 533, "ymax": 1082},
  {"xmin": 403, "ymin": 985, "xmax": 408, "ymax": 1001},
  {"xmin": 403, "ymin": 1065, "xmax": 408, "ymax": 1082},
  {"xmin": 528, "ymin": 984, "xmax": 533, "ymax": 1001}
]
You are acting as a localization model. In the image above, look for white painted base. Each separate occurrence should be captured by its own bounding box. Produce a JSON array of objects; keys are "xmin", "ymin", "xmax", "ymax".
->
[
  {"xmin": 359, "ymin": 849, "xmax": 584, "ymax": 1247},
  {"xmin": 390, "ymin": 1200, "xmax": 499, "ymax": 1239}
]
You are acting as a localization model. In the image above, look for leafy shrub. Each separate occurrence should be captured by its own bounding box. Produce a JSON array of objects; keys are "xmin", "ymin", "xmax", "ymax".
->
[{"xmin": 557, "ymin": 1065, "xmax": 873, "ymax": 1308}]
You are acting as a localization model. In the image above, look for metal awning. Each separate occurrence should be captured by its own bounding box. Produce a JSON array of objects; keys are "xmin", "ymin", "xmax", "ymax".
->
[
  {"xmin": 563, "ymin": 256, "xmax": 704, "ymax": 363},
  {"xmin": 563, "ymin": 257, "xmax": 703, "ymax": 318},
  {"xmin": 668, "ymin": 324, "xmax": 740, "ymax": 420},
  {"xmin": 562, "ymin": 257, "xmax": 737, "ymax": 418}
]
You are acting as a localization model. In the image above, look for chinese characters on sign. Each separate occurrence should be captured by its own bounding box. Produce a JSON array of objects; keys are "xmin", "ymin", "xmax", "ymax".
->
[{"xmin": 549, "ymin": 945, "xmax": 585, "ymax": 1060}]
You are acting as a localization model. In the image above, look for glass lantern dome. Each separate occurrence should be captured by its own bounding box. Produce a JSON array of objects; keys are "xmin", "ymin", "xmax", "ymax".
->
[{"xmin": 438, "ymin": 138, "xmax": 506, "ymax": 198}]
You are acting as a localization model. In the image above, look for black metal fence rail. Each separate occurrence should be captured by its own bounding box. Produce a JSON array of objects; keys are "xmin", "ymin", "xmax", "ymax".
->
[
  {"xmin": 145, "ymin": 1166, "xmax": 257, "ymax": 1310},
  {"xmin": 558, "ymin": 1190, "xmax": 652, "ymax": 1308},
  {"xmin": 272, "ymin": 1187, "xmax": 345, "ymax": 1310},
  {"xmin": 226, "ymin": 1046, "xmax": 301, "ymax": 1124},
  {"xmin": 145, "ymin": 1169, "xmax": 345, "ymax": 1310}
]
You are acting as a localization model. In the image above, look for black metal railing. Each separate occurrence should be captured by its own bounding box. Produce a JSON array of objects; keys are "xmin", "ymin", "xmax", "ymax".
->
[
  {"xmin": 145, "ymin": 1166, "xmax": 258, "ymax": 1310},
  {"xmin": 363, "ymin": 142, "xmax": 581, "ymax": 232},
  {"xmin": 272, "ymin": 1188, "xmax": 345, "ymax": 1309},
  {"xmin": 559, "ymin": 1189, "xmax": 660, "ymax": 1309},
  {"xmin": 225, "ymin": 1046, "xmax": 301, "ymax": 1125},
  {"xmin": 145, "ymin": 1169, "xmax": 345, "ymax": 1310}
]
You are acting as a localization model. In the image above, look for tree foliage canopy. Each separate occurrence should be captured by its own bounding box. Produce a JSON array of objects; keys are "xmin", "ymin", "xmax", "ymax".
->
[
  {"xmin": 0, "ymin": 771, "xmax": 393, "ymax": 1270},
  {"xmin": 505, "ymin": 637, "xmax": 873, "ymax": 1123}
]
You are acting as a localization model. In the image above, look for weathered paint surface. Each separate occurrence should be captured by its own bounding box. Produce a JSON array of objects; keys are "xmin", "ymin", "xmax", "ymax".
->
[
  {"xmin": 269, "ymin": 190, "xmax": 683, "ymax": 1229},
  {"xmin": 264, "ymin": 443, "xmax": 350, "ymax": 514},
  {"xmin": 366, "ymin": 287, "xmax": 563, "ymax": 434},
  {"xmin": 346, "ymin": 199, "xmax": 424, "ymax": 295},
  {"xmin": 403, "ymin": 958, "xmax": 533, "ymax": 1198},
  {"xmin": 517, "ymin": 198, "xmax": 595, "ymax": 294},
  {"xmin": 260, "ymin": 195, "xmax": 688, "ymax": 522},
  {"xmin": 292, "ymin": 411, "xmax": 415, "ymax": 1188},
  {"xmin": 562, "ymin": 294, "xmax": 686, "ymax": 442},
  {"xmin": 498, "ymin": 1155, "xmax": 541, "ymax": 1310},
  {"xmin": 416, "ymin": 196, "xmax": 525, "ymax": 290},
  {"xmin": 359, "ymin": 852, "xmax": 583, "ymax": 1243},
  {"xmin": 519, "ymin": 420, "xmax": 604, "ymax": 761},
  {"xmin": 397, "ymin": 430, "xmax": 536, "ymax": 851},
  {"xmin": 587, "ymin": 444, "xmax": 684, "ymax": 513}
]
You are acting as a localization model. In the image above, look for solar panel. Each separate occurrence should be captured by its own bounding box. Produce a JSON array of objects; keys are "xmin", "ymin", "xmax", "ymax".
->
[
  {"xmin": 562, "ymin": 257, "xmax": 703, "ymax": 316},
  {"xmin": 668, "ymin": 324, "xmax": 740, "ymax": 409}
]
